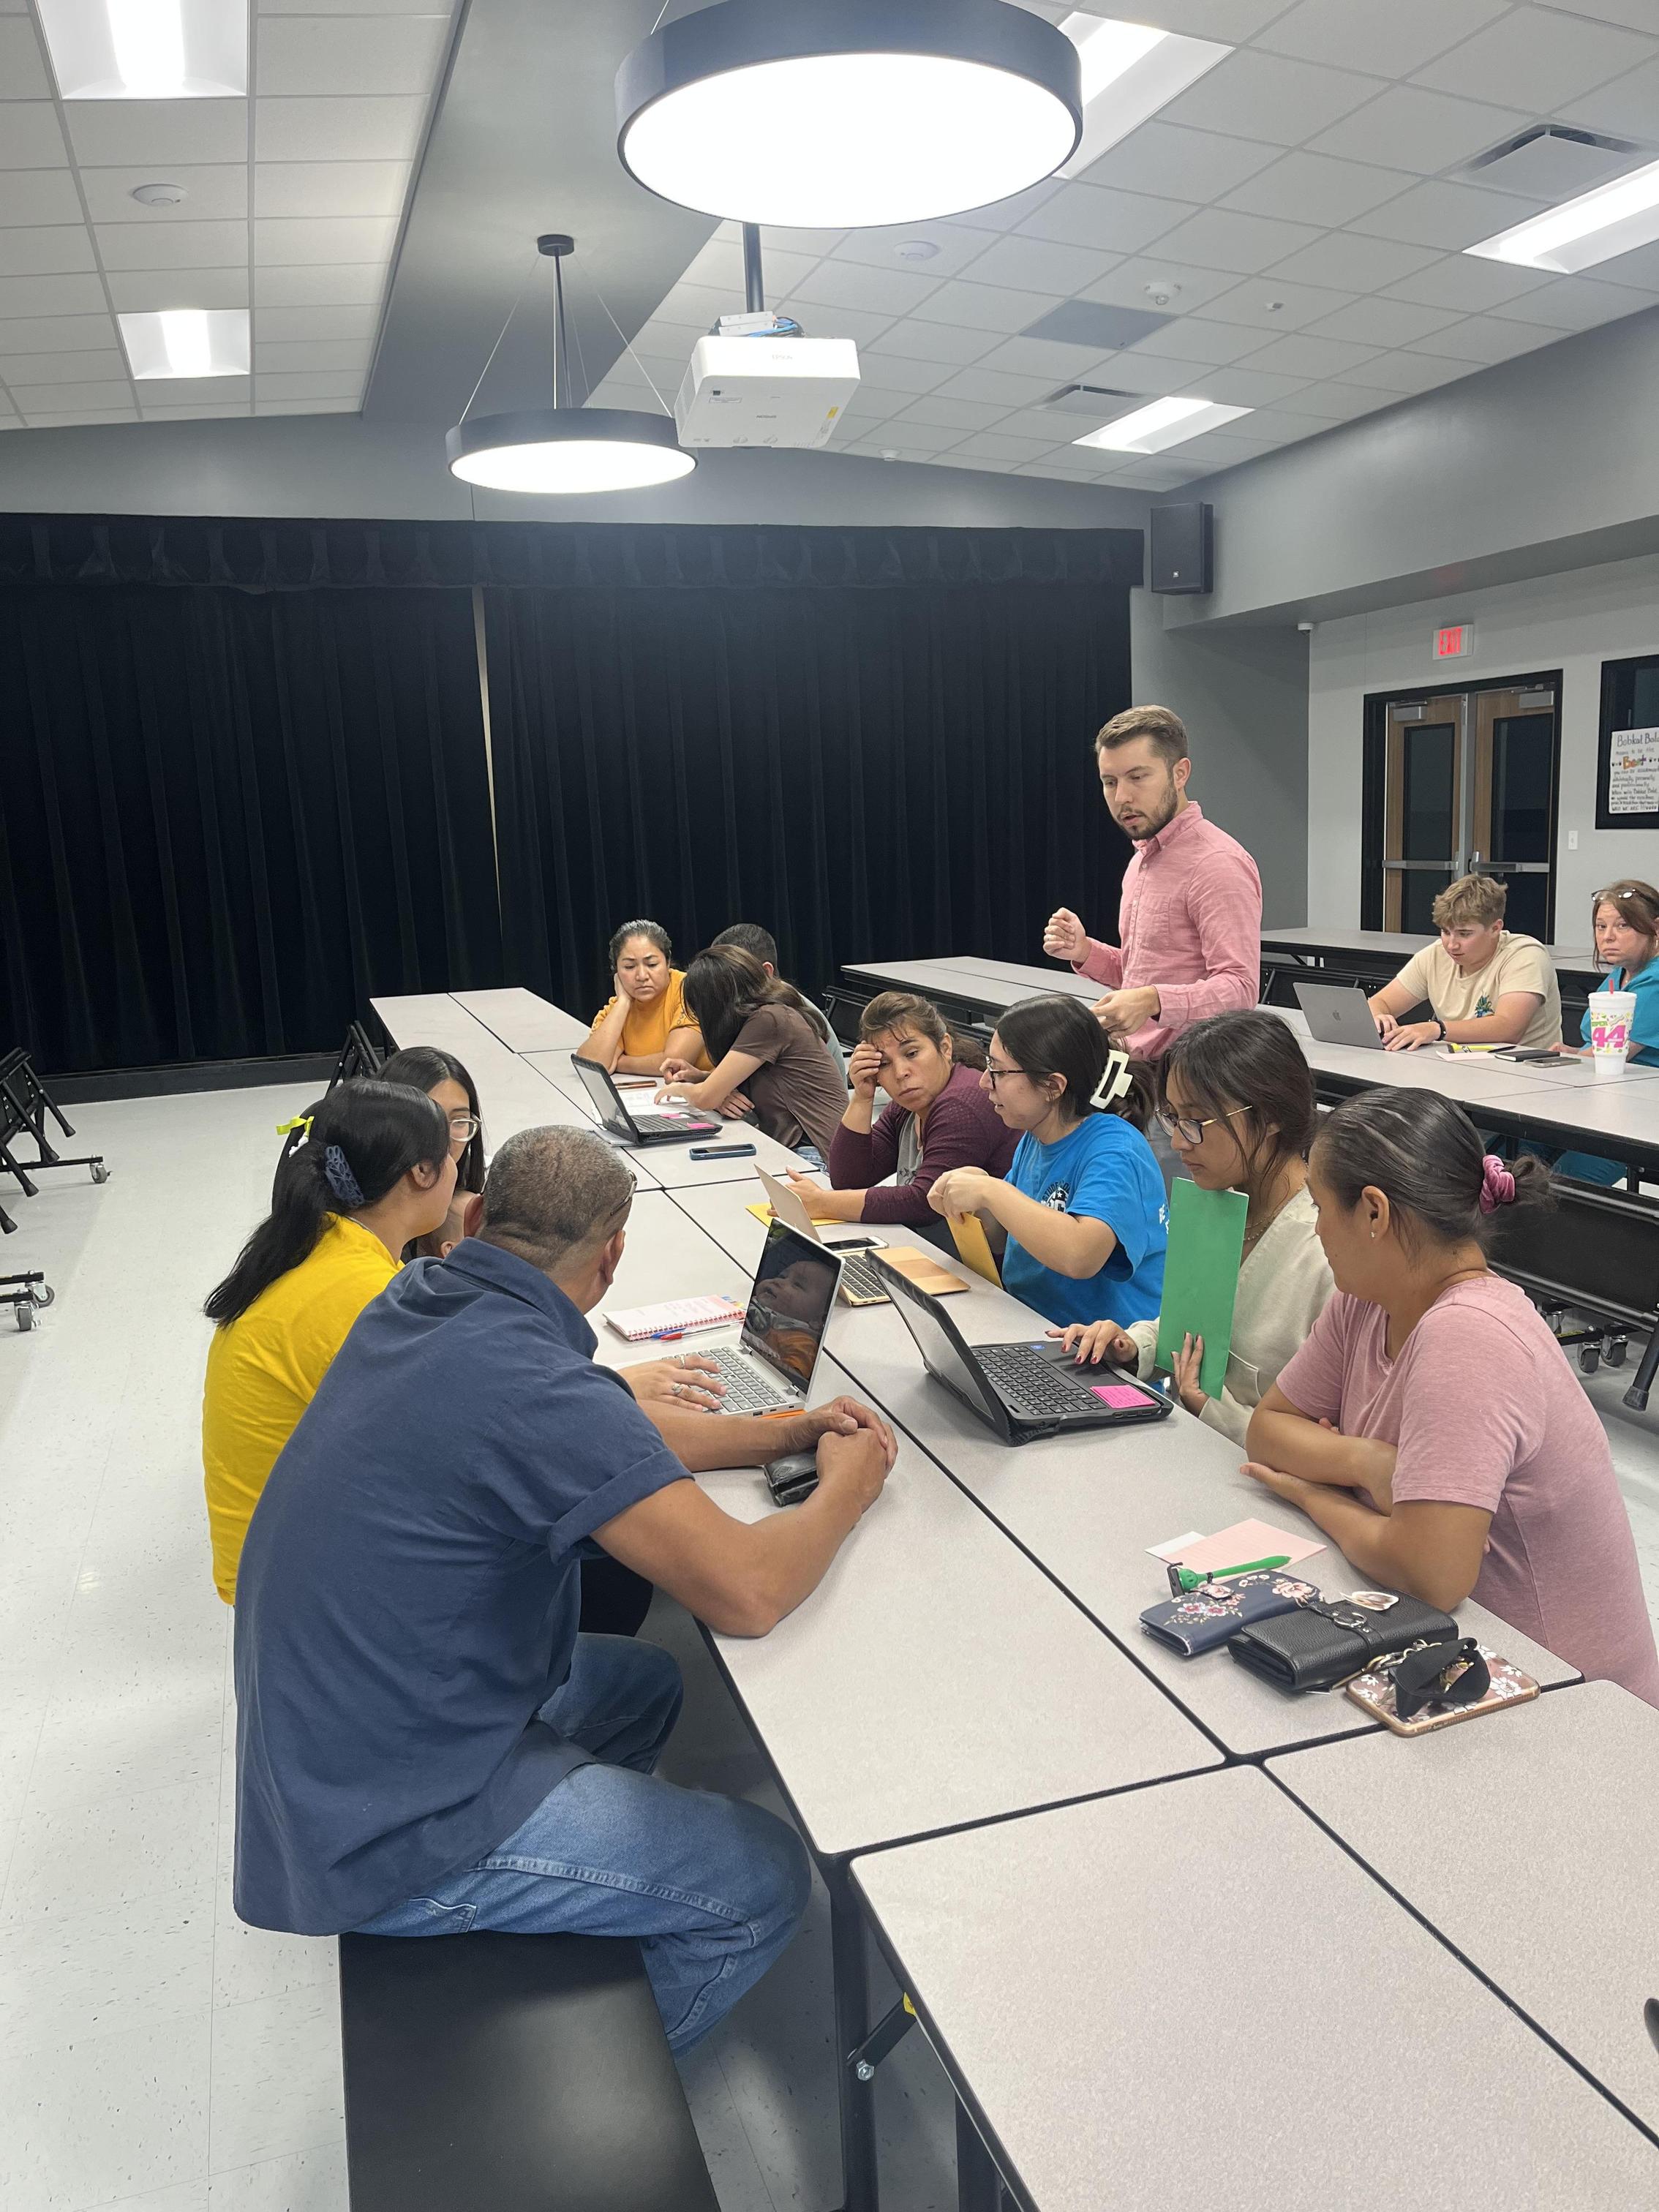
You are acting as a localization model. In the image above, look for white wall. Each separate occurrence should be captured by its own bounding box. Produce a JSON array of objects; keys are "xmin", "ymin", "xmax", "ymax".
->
[{"xmin": 1308, "ymin": 552, "xmax": 1659, "ymax": 938}]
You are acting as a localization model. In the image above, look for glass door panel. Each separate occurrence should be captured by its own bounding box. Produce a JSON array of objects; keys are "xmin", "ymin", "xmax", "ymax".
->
[
  {"xmin": 1471, "ymin": 687, "xmax": 1558, "ymax": 942},
  {"xmin": 1380, "ymin": 695, "xmax": 1465, "ymax": 932}
]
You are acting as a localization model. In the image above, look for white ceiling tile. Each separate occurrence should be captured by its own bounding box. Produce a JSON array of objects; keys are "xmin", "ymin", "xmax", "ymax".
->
[
  {"xmin": 0, "ymin": 170, "xmax": 82, "ymax": 225},
  {"xmin": 0, "ymin": 20, "xmax": 50, "ymax": 97},
  {"xmin": 0, "ymin": 346, "xmax": 124, "ymax": 382},
  {"xmin": 1343, "ymin": 350, "xmax": 1480, "ymax": 391},
  {"xmin": 67, "ymin": 100, "xmax": 247, "ymax": 167},
  {"xmin": 0, "ymin": 225, "xmax": 93, "ymax": 276},
  {"xmin": 1347, "ymin": 178, "xmax": 1551, "ymax": 252},
  {"xmin": 1080, "ymin": 258, "xmax": 1244, "ymax": 315},
  {"xmin": 1122, "ymin": 317, "xmax": 1272, "ymax": 364},
  {"xmin": 1303, "ymin": 296, "xmax": 1464, "ymax": 345},
  {"xmin": 972, "ymin": 334, "xmax": 1115, "ymax": 380},
  {"xmin": 1185, "ymin": 364, "xmax": 1319, "ymax": 405},
  {"xmin": 20, "ymin": 407, "xmax": 138, "ymax": 425},
  {"xmin": 909, "ymin": 276, "xmax": 1061, "ymax": 333},
  {"xmin": 124, "ymin": 373, "xmax": 249, "ymax": 403},
  {"xmin": 250, "ymin": 261, "xmax": 388, "ymax": 308},
  {"xmin": 254, "ymin": 369, "xmax": 364, "ymax": 398},
  {"xmin": 841, "ymin": 352, "xmax": 955, "ymax": 394},
  {"xmin": 1074, "ymin": 121, "xmax": 1277, "ymax": 204},
  {"xmin": 1148, "ymin": 208, "xmax": 1325, "ymax": 274},
  {"xmin": 955, "ymin": 233, "xmax": 1120, "ymax": 295},
  {"xmin": 108, "ymin": 266, "xmax": 248, "ymax": 311},
  {"xmin": 254, "ymin": 95, "xmax": 429, "ymax": 163},
  {"xmin": 1414, "ymin": 6, "xmax": 1656, "ymax": 107},
  {"xmin": 254, "ymin": 161, "xmax": 411, "ymax": 221},
  {"xmin": 1586, "ymin": 240, "xmax": 1659, "ymax": 291},
  {"xmin": 1173, "ymin": 428, "xmax": 1282, "ymax": 464},
  {"xmin": 0, "ymin": 105, "xmax": 69, "ymax": 170},
  {"xmin": 1256, "ymin": 0, "xmax": 1511, "ymax": 76},
  {"xmin": 658, "ymin": 280, "xmax": 736, "ymax": 326},
  {"xmin": 1015, "ymin": 184, "xmax": 1193, "ymax": 254},
  {"xmin": 80, "ymin": 166, "xmax": 249, "ymax": 224},
  {"xmin": 753, "ymin": 223, "xmax": 849, "ymax": 257},
  {"xmin": 0, "ymin": 312, "xmax": 113, "ymax": 351},
  {"xmin": 996, "ymin": 405, "xmax": 1090, "ymax": 442},
  {"xmin": 255, "ymin": 15, "xmax": 451, "ymax": 97},
  {"xmin": 860, "ymin": 320, "xmax": 1001, "ymax": 368},
  {"xmin": 1239, "ymin": 332, "xmax": 1388, "ymax": 377},
  {"xmin": 629, "ymin": 319, "xmax": 699, "ymax": 359},
  {"xmin": 950, "ymin": 431, "xmax": 1065, "ymax": 462},
  {"xmin": 829, "ymin": 222, "xmax": 1001, "ymax": 280},
  {"xmin": 1264, "ymin": 232, "xmax": 1443, "ymax": 287},
  {"xmin": 260, "ymin": 0, "xmax": 451, "ymax": 12},
  {"xmin": 1540, "ymin": 0, "xmax": 1659, "ymax": 25},
  {"xmin": 854, "ymin": 418, "xmax": 961, "ymax": 453},
  {"xmin": 1488, "ymin": 273, "xmax": 1659, "ymax": 328},
  {"xmin": 679, "ymin": 236, "xmax": 817, "ymax": 298},
  {"xmin": 788, "ymin": 259, "xmax": 944, "ymax": 316},
  {"xmin": 1050, "ymin": 347, "xmax": 1179, "ymax": 394},
  {"xmin": 1560, "ymin": 53, "xmax": 1659, "ymax": 138},
  {"xmin": 1230, "ymin": 404, "xmax": 1333, "ymax": 440},
  {"xmin": 98, "ymin": 220, "xmax": 249, "ymax": 271},
  {"xmin": 886, "ymin": 395, "xmax": 1006, "ymax": 432},
  {"xmin": 945, "ymin": 176, "xmax": 1063, "ymax": 234},
  {"xmin": 254, "ymin": 301, "xmax": 379, "ymax": 344},
  {"xmin": 254, "ymin": 217, "xmax": 397, "ymax": 266},
  {"xmin": 1110, "ymin": 0, "xmax": 1293, "ymax": 36},
  {"xmin": 10, "ymin": 377, "xmax": 131, "ymax": 410},
  {"xmin": 1380, "ymin": 252, "xmax": 1558, "ymax": 312},
  {"xmin": 1221, "ymin": 151, "xmax": 1416, "ymax": 227},
  {"xmin": 933, "ymin": 365, "xmax": 1062, "ymax": 405},
  {"xmin": 254, "ymin": 338, "xmax": 372, "ymax": 372},
  {"xmin": 140, "ymin": 402, "xmax": 251, "ymax": 417},
  {"xmin": 254, "ymin": 396, "xmax": 358, "ymax": 413},
  {"xmin": 770, "ymin": 298, "xmax": 898, "ymax": 345},
  {"xmin": 1192, "ymin": 276, "xmax": 1360, "ymax": 328},
  {"xmin": 1156, "ymin": 50, "xmax": 1381, "ymax": 145},
  {"xmin": 1410, "ymin": 314, "xmax": 1562, "ymax": 361},
  {"xmin": 1271, "ymin": 379, "xmax": 1400, "ymax": 418},
  {"xmin": 0, "ymin": 271, "xmax": 104, "ymax": 315},
  {"xmin": 1306, "ymin": 86, "xmax": 1529, "ymax": 172}
]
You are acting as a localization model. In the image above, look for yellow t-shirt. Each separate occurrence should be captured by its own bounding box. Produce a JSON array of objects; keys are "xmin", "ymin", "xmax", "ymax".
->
[
  {"xmin": 1391, "ymin": 931, "xmax": 1562, "ymax": 1050},
  {"xmin": 201, "ymin": 1214, "xmax": 397, "ymax": 1603},
  {"xmin": 590, "ymin": 968, "xmax": 701, "ymax": 1063}
]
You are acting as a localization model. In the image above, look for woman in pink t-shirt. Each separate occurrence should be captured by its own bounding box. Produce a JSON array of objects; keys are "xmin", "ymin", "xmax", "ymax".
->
[{"xmin": 1244, "ymin": 1087, "xmax": 1659, "ymax": 1707}]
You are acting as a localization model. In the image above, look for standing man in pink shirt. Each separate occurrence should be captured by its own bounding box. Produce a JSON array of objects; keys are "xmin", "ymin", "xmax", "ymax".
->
[{"xmin": 1043, "ymin": 704, "xmax": 1263, "ymax": 1060}]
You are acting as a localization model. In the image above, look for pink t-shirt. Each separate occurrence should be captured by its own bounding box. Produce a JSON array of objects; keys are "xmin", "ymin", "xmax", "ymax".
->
[{"xmin": 1277, "ymin": 1276, "xmax": 1659, "ymax": 1707}]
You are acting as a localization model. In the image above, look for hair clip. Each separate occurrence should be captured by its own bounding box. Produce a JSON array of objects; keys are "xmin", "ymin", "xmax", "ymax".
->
[
  {"xmin": 1090, "ymin": 1047, "xmax": 1135, "ymax": 1109},
  {"xmin": 275, "ymin": 1115, "xmax": 313, "ymax": 1139}
]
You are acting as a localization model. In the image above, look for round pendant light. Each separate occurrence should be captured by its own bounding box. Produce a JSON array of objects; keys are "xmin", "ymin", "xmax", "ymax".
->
[
  {"xmin": 445, "ymin": 236, "xmax": 695, "ymax": 495},
  {"xmin": 615, "ymin": 0, "xmax": 1082, "ymax": 230}
]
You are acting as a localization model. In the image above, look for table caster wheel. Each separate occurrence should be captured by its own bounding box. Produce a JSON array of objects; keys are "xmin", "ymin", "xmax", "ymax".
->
[
  {"xmin": 15, "ymin": 1301, "xmax": 33, "ymax": 1332},
  {"xmin": 1580, "ymin": 1346, "xmax": 1601, "ymax": 1374},
  {"xmin": 31, "ymin": 1284, "xmax": 53, "ymax": 1311},
  {"xmin": 90, "ymin": 1162, "xmax": 110, "ymax": 1185},
  {"xmin": 1606, "ymin": 1338, "xmax": 1628, "ymax": 1368}
]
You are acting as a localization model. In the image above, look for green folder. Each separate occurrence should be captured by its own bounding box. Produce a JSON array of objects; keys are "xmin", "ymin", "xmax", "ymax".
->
[{"xmin": 1154, "ymin": 1179, "xmax": 1248, "ymax": 1399}]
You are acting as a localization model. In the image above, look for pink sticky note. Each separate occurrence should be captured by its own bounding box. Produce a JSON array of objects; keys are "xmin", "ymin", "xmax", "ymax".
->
[
  {"xmin": 1168, "ymin": 1517, "xmax": 1325, "ymax": 1572},
  {"xmin": 1091, "ymin": 1383, "xmax": 1151, "ymax": 1410}
]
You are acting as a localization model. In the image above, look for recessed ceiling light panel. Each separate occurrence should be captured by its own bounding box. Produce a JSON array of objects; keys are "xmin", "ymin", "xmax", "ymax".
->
[
  {"xmin": 118, "ymin": 307, "xmax": 249, "ymax": 379},
  {"xmin": 1056, "ymin": 13, "xmax": 1230, "ymax": 178},
  {"xmin": 38, "ymin": 0, "xmax": 247, "ymax": 99},
  {"xmin": 1073, "ymin": 395, "xmax": 1251, "ymax": 454},
  {"xmin": 1466, "ymin": 152, "xmax": 1659, "ymax": 272},
  {"xmin": 616, "ymin": 0, "xmax": 1082, "ymax": 229}
]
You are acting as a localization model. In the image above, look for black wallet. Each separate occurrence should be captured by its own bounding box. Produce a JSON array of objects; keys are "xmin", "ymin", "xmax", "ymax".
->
[{"xmin": 1227, "ymin": 1590, "xmax": 1459, "ymax": 1694}]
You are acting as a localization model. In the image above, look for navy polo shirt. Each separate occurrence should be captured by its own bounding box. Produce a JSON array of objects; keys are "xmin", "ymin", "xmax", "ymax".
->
[{"xmin": 232, "ymin": 1238, "xmax": 690, "ymax": 1936}]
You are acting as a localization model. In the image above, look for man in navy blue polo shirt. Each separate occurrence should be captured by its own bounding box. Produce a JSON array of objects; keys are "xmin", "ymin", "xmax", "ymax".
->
[{"xmin": 234, "ymin": 1124, "xmax": 894, "ymax": 2053}]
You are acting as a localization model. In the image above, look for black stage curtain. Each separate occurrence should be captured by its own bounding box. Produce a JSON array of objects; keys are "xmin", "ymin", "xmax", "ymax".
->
[
  {"xmin": 0, "ymin": 584, "xmax": 500, "ymax": 1073},
  {"xmin": 483, "ymin": 527, "xmax": 1139, "ymax": 1017}
]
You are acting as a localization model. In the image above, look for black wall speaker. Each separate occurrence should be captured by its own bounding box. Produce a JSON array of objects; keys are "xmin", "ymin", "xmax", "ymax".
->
[{"xmin": 1150, "ymin": 503, "xmax": 1212, "ymax": 595}]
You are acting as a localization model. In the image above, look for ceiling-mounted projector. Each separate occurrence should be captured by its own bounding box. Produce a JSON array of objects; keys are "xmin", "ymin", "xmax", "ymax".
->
[{"xmin": 674, "ymin": 316, "xmax": 860, "ymax": 449}]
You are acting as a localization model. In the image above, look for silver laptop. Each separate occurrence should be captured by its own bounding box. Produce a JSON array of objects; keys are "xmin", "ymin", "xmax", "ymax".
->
[
  {"xmin": 704, "ymin": 1219, "xmax": 843, "ymax": 1415},
  {"xmin": 756, "ymin": 1167, "xmax": 890, "ymax": 1306},
  {"xmin": 1294, "ymin": 980, "xmax": 1387, "ymax": 1051}
]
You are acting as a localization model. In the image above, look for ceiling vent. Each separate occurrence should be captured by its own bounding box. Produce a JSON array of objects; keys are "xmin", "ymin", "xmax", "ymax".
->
[
  {"xmin": 1039, "ymin": 380, "xmax": 1140, "ymax": 416},
  {"xmin": 1019, "ymin": 300, "xmax": 1172, "ymax": 351},
  {"xmin": 1459, "ymin": 125, "xmax": 1648, "ymax": 199}
]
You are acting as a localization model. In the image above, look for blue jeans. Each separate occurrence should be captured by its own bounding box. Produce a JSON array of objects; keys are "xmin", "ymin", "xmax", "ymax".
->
[{"xmin": 354, "ymin": 1636, "xmax": 811, "ymax": 2053}]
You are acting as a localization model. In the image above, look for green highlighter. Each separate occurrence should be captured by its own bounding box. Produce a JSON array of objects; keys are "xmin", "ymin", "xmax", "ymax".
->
[{"xmin": 1168, "ymin": 1554, "xmax": 1291, "ymax": 1596}]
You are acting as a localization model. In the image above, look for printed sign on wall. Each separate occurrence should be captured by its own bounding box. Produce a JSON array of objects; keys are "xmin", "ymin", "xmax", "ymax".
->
[{"xmin": 1597, "ymin": 656, "xmax": 1659, "ymax": 832}]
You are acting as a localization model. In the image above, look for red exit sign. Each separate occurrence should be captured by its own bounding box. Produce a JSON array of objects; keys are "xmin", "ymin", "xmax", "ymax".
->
[{"xmin": 1433, "ymin": 622, "xmax": 1474, "ymax": 660}]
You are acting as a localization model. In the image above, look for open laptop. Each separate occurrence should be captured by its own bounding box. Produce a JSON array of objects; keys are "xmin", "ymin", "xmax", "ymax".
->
[
  {"xmin": 701, "ymin": 1218, "xmax": 842, "ymax": 1415},
  {"xmin": 571, "ymin": 1054, "xmax": 721, "ymax": 1146},
  {"xmin": 875, "ymin": 1256, "xmax": 1173, "ymax": 1444},
  {"xmin": 1294, "ymin": 980, "xmax": 1388, "ymax": 1051},
  {"xmin": 756, "ymin": 1167, "xmax": 891, "ymax": 1306}
]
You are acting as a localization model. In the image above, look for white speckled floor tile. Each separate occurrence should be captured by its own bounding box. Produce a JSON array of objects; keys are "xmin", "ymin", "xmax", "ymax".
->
[{"xmin": 0, "ymin": 2011, "xmax": 211, "ymax": 2212}]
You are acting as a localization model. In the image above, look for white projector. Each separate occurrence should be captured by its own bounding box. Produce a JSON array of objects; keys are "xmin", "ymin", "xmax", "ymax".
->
[{"xmin": 674, "ymin": 332, "xmax": 860, "ymax": 450}]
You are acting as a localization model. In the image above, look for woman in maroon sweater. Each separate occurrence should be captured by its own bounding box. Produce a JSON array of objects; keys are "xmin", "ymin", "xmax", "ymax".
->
[{"xmin": 783, "ymin": 991, "xmax": 1015, "ymax": 1227}]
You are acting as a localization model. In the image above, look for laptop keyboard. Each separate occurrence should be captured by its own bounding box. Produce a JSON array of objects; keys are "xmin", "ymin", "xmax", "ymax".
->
[
  {"xmin": 835, "ymin": 1252, "xmax": 889, "ymax": 1304},
  {"xmin": 631, "ymin": 1111, "xmax": 704, "ymax": 1137},
  {"xmin": 704, "ymin": 1348, "xmax": 796, "ymax": 1414},
  {"xmin": 974, "ymin": 1344, "xmax": 1104, "ymax": 1418}
]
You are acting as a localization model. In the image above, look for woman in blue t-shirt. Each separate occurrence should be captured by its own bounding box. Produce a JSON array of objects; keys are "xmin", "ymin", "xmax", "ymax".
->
[
  {"xmin": 928, "ymin": 993, "xmax": 1167, "ymax": 1330},
  {"xmin": 1549, "ymin": 879, "xmax": 1659, "ymax": 1186}
]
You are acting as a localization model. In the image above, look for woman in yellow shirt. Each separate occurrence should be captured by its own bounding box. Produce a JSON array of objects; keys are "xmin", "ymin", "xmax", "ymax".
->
[
  {"xmin": 579, "ymin": 919, "xmax": 705, "ymax": 1074},
  {"xmin": 201, "ymin": 1079, "xmax": 456, "ymax": 1603}
]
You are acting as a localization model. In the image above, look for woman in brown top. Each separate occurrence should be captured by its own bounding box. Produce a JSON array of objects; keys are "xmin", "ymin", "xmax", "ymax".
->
[{"xmin": 656, "ymin": 944, "xmax": 847, "ymax": 1162}]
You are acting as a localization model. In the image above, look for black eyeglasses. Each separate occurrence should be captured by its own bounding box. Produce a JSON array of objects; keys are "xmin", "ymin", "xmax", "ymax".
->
[
  {"xmin": 982, "ymin": 1064, "xmax": 1031, "ymax": 1090},
  {"xmin": 1156, "ymin": 1102, "xmax": 1252, "ymax": 1147}
]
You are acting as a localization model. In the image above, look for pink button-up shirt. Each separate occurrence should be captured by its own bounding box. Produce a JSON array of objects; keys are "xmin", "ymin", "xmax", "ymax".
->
[{"xmin": 1072, "ymin": 801, "xmax": 1263, "ymax": 1057}]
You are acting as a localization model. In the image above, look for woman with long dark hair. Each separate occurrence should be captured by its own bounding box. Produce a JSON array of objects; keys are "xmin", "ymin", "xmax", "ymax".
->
[
  {"xmin": 203, "ymin": 1080, "xmax": 455, "ymax": 1603},
  {"xmin": 378, "ymin": 1044, "xmax": 486, "ymax": 1194},
  {"xmin": 657, "ymin": 944, "xmax": 846, "ymax": 1163},
  {"xmin": 928, "ymin": 993, "xmax": 1167, "ymax": 1331},
  {"xmin": 579, "ymin": 919, "xmax": 704, "ymax": 1075},
  {"xmin": 1245, "ymin": 1086, "xmax": 1659, "ymax": 1706}
]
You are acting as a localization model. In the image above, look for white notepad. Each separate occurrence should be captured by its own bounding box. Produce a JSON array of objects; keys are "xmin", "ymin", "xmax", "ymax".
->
[{"xmin": 603, "ymin": 1295, "xmax": 745, "ymax": 1343}]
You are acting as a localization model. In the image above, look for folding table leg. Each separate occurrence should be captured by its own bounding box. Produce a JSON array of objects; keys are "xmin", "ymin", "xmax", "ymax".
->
[
  {"xmin": 829, "ymin": 1865, "xmax": 879, "ymax": 2212},
  {"xmin": 955, "ymin": 2099, "xmax": 1007, "ymax": 2212}
]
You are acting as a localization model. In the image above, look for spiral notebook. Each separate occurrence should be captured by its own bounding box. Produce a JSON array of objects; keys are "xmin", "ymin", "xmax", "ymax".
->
[{"xmin": 603, "ymin": 1294, "xmax": 745, "ymax": 1343}]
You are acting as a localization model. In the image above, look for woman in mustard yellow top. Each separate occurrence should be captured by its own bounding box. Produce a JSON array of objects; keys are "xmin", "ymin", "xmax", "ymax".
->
[
  {"xmin": 201, "ymin": 1079, "xmax": 456, "ymax": 1603},
  {"xmin": 579, "ymin": 919, "xmax": 706, "ymax": 1074}
]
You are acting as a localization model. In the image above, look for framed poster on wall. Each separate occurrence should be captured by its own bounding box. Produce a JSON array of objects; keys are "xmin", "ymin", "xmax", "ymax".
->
[{"xmin": 1598, "ymin": 652, "xmax": 1659, "ymax": 830}]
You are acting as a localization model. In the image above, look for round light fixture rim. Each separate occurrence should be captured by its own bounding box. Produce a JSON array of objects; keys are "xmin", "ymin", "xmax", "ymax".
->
[
  {"xmin": 614, "ymin": 0, "xmax": 1082, "ymax": 225},
  {"xmin": 445, "ymin": 405, "xmax": 696, "ymax": 489}
]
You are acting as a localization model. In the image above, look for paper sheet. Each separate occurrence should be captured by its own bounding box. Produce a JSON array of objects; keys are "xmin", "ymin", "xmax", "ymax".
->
[{"xmin": 1148, "ymin": 1517, "xmax": 1325, "ymax": 1570}]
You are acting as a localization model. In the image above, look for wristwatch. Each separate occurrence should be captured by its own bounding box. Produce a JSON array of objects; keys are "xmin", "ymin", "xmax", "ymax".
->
[{"xmin": 1433, "ymin": 1018, "xmax": 1447, "ymax": 1041}]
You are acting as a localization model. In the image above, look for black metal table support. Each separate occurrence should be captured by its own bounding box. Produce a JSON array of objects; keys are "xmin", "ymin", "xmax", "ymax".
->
[
  {"xmin": 1, "ymin": 1271, "xmax": 53, "ymax": 1331},
  {"xmin": 955, "ymin": 2100, "xmax": 1008, "ymax": 2212},
  {"xmin": 830, "ymin": 1864, "xmax": 880, "ymax": 2212},
  {"xmin": 0, "ymin": 1048, "xmax": 108, "ymax": 1197}
]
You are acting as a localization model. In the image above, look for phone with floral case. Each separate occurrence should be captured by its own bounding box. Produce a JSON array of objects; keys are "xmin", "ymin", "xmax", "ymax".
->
[{"xmin": 1346, "ymin": 1645, "xmax": 1538, "ymax": 1736}]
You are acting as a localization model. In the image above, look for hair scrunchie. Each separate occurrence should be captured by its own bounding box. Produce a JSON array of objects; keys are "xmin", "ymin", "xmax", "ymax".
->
[
  {"xmin": 323, "ymin": 1144, "xmax": 366, "ymax": 1210},
  {"xmin": 1478, "ymin": 1154, "xmax": 1516, "ymax": 1214}
]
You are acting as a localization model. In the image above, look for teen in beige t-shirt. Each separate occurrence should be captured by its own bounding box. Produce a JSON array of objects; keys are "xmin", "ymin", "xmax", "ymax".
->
[{"xmin": 1378, "ymin": 932, "xmax": 1562, "ymax": 1051}]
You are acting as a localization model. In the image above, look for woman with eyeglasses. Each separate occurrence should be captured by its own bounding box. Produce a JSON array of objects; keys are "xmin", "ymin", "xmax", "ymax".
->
[
  {"xmin": 377, "ymin": 1045, "xmax": 486, "ymax": 1256},
  {"xmin": 1055, "ymin": 1009, "xmax": 1334, "ymax": 1438},
  {"xmin": 928, "ymin": 993, "xmax": 1167, "ymax": 1331}
]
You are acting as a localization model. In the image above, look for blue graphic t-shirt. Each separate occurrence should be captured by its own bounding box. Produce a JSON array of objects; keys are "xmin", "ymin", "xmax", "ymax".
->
[{"xmin": 1000, "ymin": 1114, "xmax": 1168, "ymax": 1331}]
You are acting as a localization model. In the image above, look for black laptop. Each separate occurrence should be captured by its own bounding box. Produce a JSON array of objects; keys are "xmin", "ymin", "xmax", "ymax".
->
[
  {"xmin": 571, "ymin": 1055, "xmax": 721, "ymax": 1146},
  {"xmin": 874, "ymin": 1257, "xmax": 1173, "ymax": 1444}
]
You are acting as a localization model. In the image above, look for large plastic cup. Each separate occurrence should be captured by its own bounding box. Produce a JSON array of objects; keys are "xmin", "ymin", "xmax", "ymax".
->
[{"xmin": 1589, "ymin": 990, "xmax": 1637, "ymax": 1080}]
